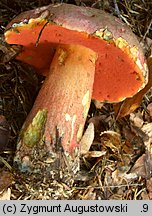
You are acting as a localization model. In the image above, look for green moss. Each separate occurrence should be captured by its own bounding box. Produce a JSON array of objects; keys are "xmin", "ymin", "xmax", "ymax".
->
[{"xmin": 22, "ymin": 109, "xmax": 47, "ymax": 147}]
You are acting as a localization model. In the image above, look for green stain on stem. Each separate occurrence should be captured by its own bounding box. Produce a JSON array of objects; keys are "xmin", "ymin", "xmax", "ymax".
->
[{"xmin": 22, "ymin": 109, "xmax": 47, "ymax": 147}]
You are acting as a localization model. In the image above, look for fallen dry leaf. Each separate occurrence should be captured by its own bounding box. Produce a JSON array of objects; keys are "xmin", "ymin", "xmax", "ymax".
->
[
  {"xmin": 130, "ymin": 125, "xmax": 149, "ymax": 142},
  {"xmin": 112, "ymin": 169, "xmax": 138, "ymax": 186},
  {"xmin": 0, "ymin": 170, "xmax": 14, "ymax": 192},
  {"xmin": 88, "ymin": 115, "xmax": 105, "ymax": 134},
  {"xmin": 141, "ymin": 178, "xmax": 152, "ymax": 200},
  {"xmin": 0, "ymin": 188, "xmax": 11, "ymax": 200},
  {"xmin": 80, "ymin": 122, "xmax": 94, "ymax": 155},
  {"xmin": 121, "ymin": 140, "xmax": 134, "ymax": 155},
  {"xmin": 111, "ymin": 169, "xmax": 125, "ymax": 185},
  {"xmin": 100, "ymin": 130, "xmax": 121, "ymax": 153},
  {"xmin": 130, "ymin": 112, "xmax": 144, "ymax": 128},
  {"xmin": 142, "ymin": 123, "xmax": 152, "ymax": 136},
  {"xmin": 146, "ymin": 178, "xmax": 152, "ymax": 199},
  {"xmin": 147, "ymin": 103, "xmax": 152, "ymax": 117},
  {"xmin": 122, "ymin": 124, "xmax": 145, "ymax": 157},
  {"xmin": 141, "ymin": 191, "xmax": 150, "ymax": 200},
  {"xmin": 117, "ymin": 152, "xmax": 133, "ymax": 173},
  {"xmin": 74, "ymin": 170, "xmax": 96, "ymax": 181},
  {"xmin": 141, "ymin": 122, "xmax": 152, "ymax": 154},
  {"xmin": 130, "ymin": 153, "xmax": 151, "ymax": 178},
  {"xmin": 84, "ymin": 150, "xmax": 106, "ymax": 158}
]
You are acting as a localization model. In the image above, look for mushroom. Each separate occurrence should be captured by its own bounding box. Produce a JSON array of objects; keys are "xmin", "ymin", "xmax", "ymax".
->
[{"xmin": 4, "ymin": 4, "xmax": 148, "ymax": 170}]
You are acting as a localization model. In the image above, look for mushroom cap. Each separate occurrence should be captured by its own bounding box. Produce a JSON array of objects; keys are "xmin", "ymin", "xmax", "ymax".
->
[{"xmin": 5, "ymin": 3, "xmax": 148, "ymax": 102}]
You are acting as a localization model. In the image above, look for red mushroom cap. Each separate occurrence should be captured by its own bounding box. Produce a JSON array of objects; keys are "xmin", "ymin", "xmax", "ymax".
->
[{"xmin": 5, "ymin": 3, "xmax": 148, "ymax": 102}]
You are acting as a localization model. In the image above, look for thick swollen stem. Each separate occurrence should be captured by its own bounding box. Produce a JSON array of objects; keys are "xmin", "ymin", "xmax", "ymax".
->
[{"xmin": 16, "ymin": 44, "xmax": 97, "ymax": 168}]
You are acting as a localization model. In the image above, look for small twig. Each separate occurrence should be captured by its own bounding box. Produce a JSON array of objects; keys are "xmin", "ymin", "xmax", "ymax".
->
[
  {"xmin": 113, "ymin": 0, "xmax": 121, "ymax": 17},
  {"xmin": 142, "ymin": 19, "xmax": 152, "ymax": 41},
  {"xmin": 119, "ymin": 14, "xmax": 132, "ymax": 26}
]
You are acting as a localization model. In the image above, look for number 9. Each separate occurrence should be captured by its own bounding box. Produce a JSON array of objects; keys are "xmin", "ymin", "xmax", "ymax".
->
[{"xmin": 143, "ymin": 204, "xmax": 148, "ymax": 212}]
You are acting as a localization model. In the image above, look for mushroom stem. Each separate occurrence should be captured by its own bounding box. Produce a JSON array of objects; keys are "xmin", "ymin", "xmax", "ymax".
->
[{"xmin": 19, "ymin": 44, "xmax": 97, "ymax": 156}]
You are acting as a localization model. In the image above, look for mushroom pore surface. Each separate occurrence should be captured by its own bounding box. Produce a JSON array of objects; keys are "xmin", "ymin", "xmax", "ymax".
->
[{"xmin": 5, "ymin": 4, "xmax": 147, "ymax": 102}]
